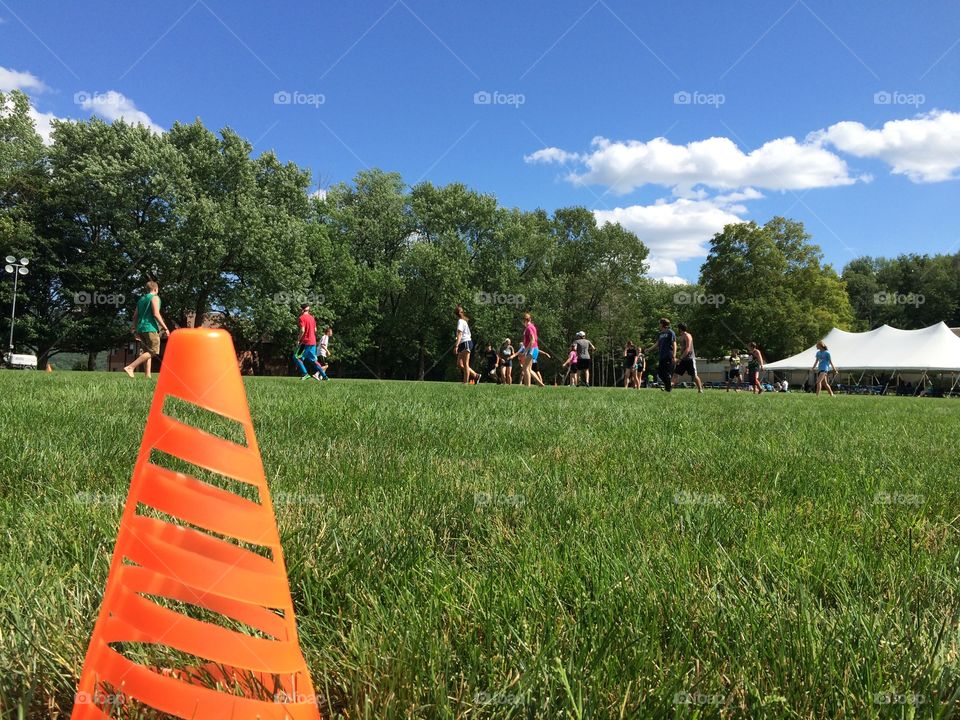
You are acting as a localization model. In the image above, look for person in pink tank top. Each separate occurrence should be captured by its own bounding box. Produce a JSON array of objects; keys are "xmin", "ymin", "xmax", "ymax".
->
[{"xmin": 520, "ymin": 312, "xmax": 539, "ymax": 387}]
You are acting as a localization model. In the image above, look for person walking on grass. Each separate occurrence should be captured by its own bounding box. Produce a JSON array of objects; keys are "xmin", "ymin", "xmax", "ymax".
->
[
  {"xmin": 812, "ymin": 341, "xmax": 837, "ymax": 397},
  {"xmin": 123, "ymin": 280, "xmax": 170, "ymax": 379},
  {"xmin": 637, "ymin": 346, "xmax": 652, "ymax": 388},
  {"xmin": 562, "ymin": 343, "xmax": 579, "ymax": 386},
  {"xmin": 519, "ymin": 312, "xmax": 539, "ymax": 387},
  {"xmin": 645, "ymin": 318, "xmax": 676, "ymax": 392},
  {"xmin": 499, "ymin": 338, "xmax": 514, "ymax": 385},
  {"xmin": 482, "ymin": 342, "xmax": 500, "ymax": 383},
  {"xmin": 531, "ymin": 348, "xmax": 551, "ymax": 387},
  {"xmin": 726, "ymin": 349, "xmax": 742, "ymax": 392},
  {"xmin": 623, "ymin": 340, "xmax": 639, "ymax": 388},
  {"xmin": 747, "ymin": 342, "xmax": 765, "ymax": 394},
  {"xmin": 294, "ymin": 304, "xmax": 327, "ymax": 381},
  {"xmin": 672, "ymin": 323, "xmax": 704, "ymax": 393},
  {"xmin": 454, "ymin": 305, "xmax": 480, "ymax": 384},
  {"xmin": 317, "ymin": 326, "xmax": 333, "ymax": 379},
  {"xmin": 574, "ymin": 331, "xmax": 596, "ymax": 387}
]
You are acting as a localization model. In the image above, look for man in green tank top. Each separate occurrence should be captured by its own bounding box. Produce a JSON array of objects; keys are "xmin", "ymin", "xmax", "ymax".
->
[{"xmin": 123, "ymin": 280, "xmax": 170, "ymax": 378}]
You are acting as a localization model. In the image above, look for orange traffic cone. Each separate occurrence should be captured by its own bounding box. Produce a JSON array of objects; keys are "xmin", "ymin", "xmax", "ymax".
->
[
  {"xmin": 72, "ymin": 329, "xmax": 319, "ymax": 720},
  {"xmin": 46, "ymin": 362, "xmax": 53, "ymax": 373}
]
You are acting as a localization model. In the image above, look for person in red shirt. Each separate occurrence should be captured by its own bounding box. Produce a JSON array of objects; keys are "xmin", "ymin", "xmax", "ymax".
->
[{"xmin": 293, "ymin": 304, "xmax": 327, "ymax": 381}]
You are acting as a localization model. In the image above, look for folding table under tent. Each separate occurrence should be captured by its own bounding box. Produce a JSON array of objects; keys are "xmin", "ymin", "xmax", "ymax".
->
[{"xmin": 765, "ymin": 322, "xmax": 960, "ymax": 393}]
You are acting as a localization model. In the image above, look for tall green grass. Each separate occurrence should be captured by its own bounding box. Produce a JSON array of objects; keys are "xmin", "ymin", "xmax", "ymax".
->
[{"xmin": 1, "ymin": 372, "xmax": 958, "ymax": 718}]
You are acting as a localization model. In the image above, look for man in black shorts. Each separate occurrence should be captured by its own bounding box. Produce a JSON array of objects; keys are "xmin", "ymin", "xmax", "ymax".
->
[
  {"xmin": 645, "ymin": 318, "xmax": 676, "ymax": 392},
  {"xmin": 673, "ymin": 323, "xmax": 704, "ymax": 393},
  {"xmin": 573, "ymin": 331, "xmax": 596, "ymax": 387}
]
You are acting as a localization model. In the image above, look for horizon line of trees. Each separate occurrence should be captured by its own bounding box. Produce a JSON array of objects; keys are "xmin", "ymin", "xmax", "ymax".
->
[{"xmin": 3, "ymin": 89, "xmax": 956, "ymax": 379}]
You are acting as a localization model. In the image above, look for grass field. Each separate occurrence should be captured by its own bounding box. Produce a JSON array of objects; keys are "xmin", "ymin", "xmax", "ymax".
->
[{"xmin": 1, "ymin": 371, "xmax": 959, "ymax": 719}]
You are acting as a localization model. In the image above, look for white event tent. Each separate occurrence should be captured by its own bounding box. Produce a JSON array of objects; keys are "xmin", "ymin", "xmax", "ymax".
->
[{"xmin": 766, "ymin": 322, "xmax": 960, "ymax": 390}]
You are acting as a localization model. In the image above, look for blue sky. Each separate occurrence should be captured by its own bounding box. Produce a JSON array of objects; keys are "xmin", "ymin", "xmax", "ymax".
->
[{"xmin": 1, "ymin": 0, "xmax": 958, "ymax": 282}]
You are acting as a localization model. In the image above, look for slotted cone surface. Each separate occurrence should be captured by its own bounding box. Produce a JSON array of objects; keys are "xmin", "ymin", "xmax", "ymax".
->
[{"xmin": 72, "ymin": 329, "xmax": 320, "ymax": 719}]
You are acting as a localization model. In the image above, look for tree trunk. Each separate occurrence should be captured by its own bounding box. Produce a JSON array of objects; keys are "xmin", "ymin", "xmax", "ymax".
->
[
  {"xmin": 192, "ymin": 293, "xmax": 209, "ymax": 329},
  {"xmin": 87, "ymin": 351, "xmax": 98, "ymax": 371},
  {"xmin": 418, "ymin": 341, "xmax": 426, "ymax": 380}
]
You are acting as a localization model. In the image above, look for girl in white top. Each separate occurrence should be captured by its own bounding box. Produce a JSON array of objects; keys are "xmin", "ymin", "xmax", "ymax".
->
[{"xmin": 453, "ymin": 305, "xmax": 479, "ymax": 384}]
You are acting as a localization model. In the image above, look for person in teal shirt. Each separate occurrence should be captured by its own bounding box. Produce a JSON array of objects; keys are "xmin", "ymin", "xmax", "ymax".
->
[
  {"xmin": 124, "ymin": 280, "xmax": 170, "ymax": 379},
  {"xmin": 811, "ymin": 341, "xmax": 838, "ymax": 397}
]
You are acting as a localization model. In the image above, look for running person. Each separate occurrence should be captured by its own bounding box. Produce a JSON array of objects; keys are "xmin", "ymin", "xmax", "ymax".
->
[
  {"xmin": 623, "ymin": 340, "xmax": 639, "ymax": 388},
  {"xmin": 811, "ymin": 341, "xmax": 837, "ymax": 397},
  {"xmin": 645, "ymin": 318, "xmax": 676, "ymax": 392},
  {"xmin": 123, "ymin": 280, "xmax": 170, "ymax": 379},
  {"xmin": 499, "ymin": 339, "xmax": 514, "ymax": 384},
  {"xmin": 453, "ymin": 305, "xmax": 480, "ymax": 384},
  {"xmin": 747, "ymin": 342, "xmax": 765, "ymax": 394},
  {"xmin": 573, "ymin": 331, "xmax": 596, "ymax": 387},
  {"xmin": 673, "ymin": 323, "xmax": 704, "ymax": 393},
  {"xmin": 725, "ymin": 349, "xmax": 742, "ymax": 392},
  {"xmin": 293, "ymin": 304, "xmax": 325, "ymax": 381}
]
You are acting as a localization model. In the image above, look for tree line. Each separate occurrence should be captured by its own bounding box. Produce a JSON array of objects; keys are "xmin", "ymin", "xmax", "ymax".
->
[{"xmin": 2, "ymin": 90, "xmax": 955, "ymax": 378}]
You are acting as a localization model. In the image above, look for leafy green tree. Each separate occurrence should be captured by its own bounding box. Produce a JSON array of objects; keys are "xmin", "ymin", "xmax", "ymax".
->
[{"xmin": 698, "ymin": 217, "xmax": 853, "ymax": 360}]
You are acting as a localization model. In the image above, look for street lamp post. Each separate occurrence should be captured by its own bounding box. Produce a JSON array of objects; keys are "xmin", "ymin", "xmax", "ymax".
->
[{"xmin": 5, "ymin": 255, "xmax": 30, "ymax": 355}]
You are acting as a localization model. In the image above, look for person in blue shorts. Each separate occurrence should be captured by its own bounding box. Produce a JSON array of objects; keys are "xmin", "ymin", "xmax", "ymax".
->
[
  {"xmin": 811, "ymin": 340, "xmax": 837, "ymax": 397},
  {"xmin": 293, "ymin": 304, "xmax": 327, "ymax": 381}
]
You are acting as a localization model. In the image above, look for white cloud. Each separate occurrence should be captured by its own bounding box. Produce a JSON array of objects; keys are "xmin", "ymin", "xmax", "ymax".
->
[
  {"xmin": 76, "ymin": 90, "xmax": 163, "ymax": 134},
  {"xmin": 309, "ymin": 188, "xmax": 327, "ymax": 200},
  {"xmin": 28, "ymin": 108, "xmax": 61, "ymax": 143},
  {"xmin": 656, "ymin": 275, "xmax": 689, "ymax": 286},
  {"xmin": 524, "ymin": 147, "xmax": 581, "ymax": 164},
  {"xmin": 595, "ymin": 193, "xmax": 753, "ymax": 281},
  {"xmin": 0, "ymin": 66, "xmax": 47, "ymax": 93},
  {"xmin": 817, "ymin": 110, "xmax": 960, "ymax": 183},
  {"xmin": 527, "ymin": 134, "xmax": 855, "ymax": 194}
]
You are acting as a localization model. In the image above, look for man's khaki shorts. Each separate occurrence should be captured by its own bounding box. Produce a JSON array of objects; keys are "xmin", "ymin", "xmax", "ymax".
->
[{"xmin": 138, "ymin": 332, "xmax": 161, "ymax": 357}]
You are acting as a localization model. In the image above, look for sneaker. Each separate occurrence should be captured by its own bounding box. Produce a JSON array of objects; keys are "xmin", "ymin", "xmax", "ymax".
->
[
  {"xmin": 300, "ymin": 374, "xmax": 310, "ymax": 381},
  {"xmin": 311, "ymin": 372, "xmax": 323, "ymax": 381}
]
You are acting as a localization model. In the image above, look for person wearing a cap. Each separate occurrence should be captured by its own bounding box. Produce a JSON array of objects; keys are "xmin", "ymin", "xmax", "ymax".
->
[{"xmin": 573, "ymin": 330, "xmax": 596, "ymax": 387}]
